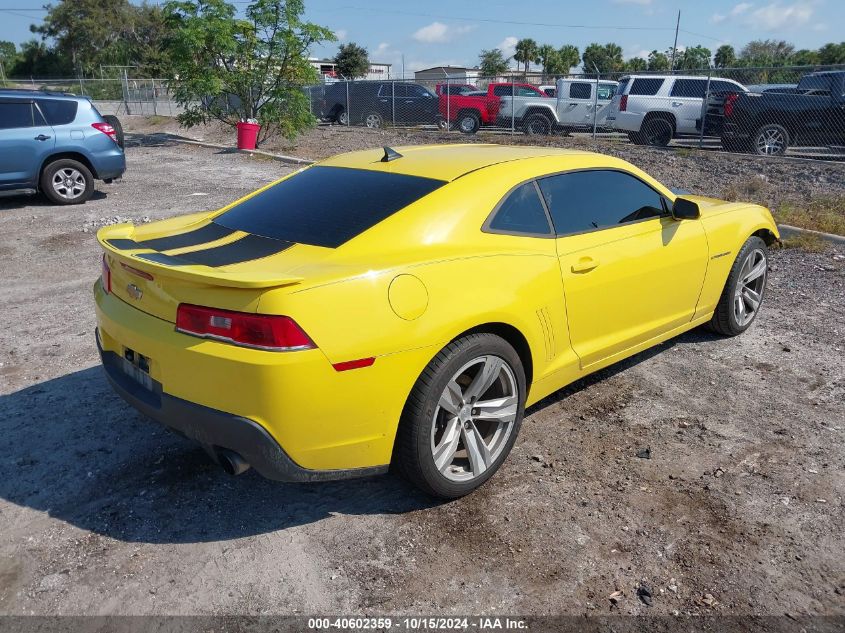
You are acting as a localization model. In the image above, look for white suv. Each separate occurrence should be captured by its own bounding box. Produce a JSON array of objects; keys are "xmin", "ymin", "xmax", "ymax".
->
[{"xmin": 607, "ymin": 74, "xmax": 747, "ymax": 146}]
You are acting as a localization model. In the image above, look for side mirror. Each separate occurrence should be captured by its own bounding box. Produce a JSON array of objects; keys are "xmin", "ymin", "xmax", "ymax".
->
[{"xmin": 672, "ymin": 197, "xmax": 700, "ymax": 220}]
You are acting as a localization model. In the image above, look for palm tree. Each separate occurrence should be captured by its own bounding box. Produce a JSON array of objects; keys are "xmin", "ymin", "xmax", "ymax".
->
[{"xmin": 514, "ymin": 38, "xmax": 539, "ymax": 74}]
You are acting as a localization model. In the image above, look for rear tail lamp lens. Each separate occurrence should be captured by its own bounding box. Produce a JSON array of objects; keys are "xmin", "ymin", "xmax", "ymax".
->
[
  {"xmin": 101, "ymin": 255, "xmax": 111, "ymax": 293},
  {"xmin": 91, "ymin": 122, "xmax": 118, "ymax": 143},
  {"xmin": 619, "ymin": 94, "xmax": 628, "ymax": 111},
  {"xmin": 176, "ymin": 304, "xmax": 315, "ymax": 352},
  {"xmin": 724, "ymin": 92, "xmax": 739, "ymax": 118}
]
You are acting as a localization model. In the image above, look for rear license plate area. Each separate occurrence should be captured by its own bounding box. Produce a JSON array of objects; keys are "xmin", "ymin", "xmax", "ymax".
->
[{"xmin": 121, "ymin": 347, "xmax": 153, "ymax": 392}]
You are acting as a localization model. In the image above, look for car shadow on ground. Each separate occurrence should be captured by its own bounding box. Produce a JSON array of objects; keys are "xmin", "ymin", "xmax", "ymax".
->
[
  {"xmin": 0, "ymin": 328, "xmax": 721, "ymax": 545},
  {"xmin": 0, "ymin": 191, "xmax": 107, "ymax": 210}
]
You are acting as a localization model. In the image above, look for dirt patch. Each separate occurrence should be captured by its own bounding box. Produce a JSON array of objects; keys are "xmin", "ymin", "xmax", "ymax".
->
[{"xmin": 0, "ymin": 142, "xmax": 843, "ymax": 617}]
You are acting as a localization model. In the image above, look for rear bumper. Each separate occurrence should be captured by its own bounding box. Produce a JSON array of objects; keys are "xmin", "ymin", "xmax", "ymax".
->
[
  {"xmin": 91, "ymin": 149, "xmax": 126, "ymax": 181},
  {"xmin": 97, "ymin": 335, "xmax": 386, "ymax": 482},
  {"xmin": 608, "ymin": 111, "xmax": 642, "ymax": 132}
]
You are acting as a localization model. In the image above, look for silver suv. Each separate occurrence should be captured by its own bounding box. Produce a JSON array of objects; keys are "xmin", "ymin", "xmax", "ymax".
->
[{"xmin": 606, "ymin": 74, "xmax": 747, "ymax": 146}]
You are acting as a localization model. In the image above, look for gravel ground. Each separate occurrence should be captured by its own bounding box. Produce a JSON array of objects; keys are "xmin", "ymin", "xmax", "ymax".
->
[{"xmin": 0, "ymin": 139, "xmax": 843, "ymax": 619}]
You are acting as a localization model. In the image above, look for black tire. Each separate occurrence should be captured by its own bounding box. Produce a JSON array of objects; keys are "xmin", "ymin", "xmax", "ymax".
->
[
  {"xmin": 707, "ymin": 236, "xmax": 769, "ymax": 336},
  {"xmin": 40, "ymin": 158, "xmax": 94, "ymax": 205},
  {"xmin": 523, "ymin": 112, "xmax": 552, "ymax": 135},
  {"xmin": 393, "ymin": 333, "xmax": 526, "ymax": 499},
  {"xmin": 628, "ymin": 131, "xmax": 646, "ymax": 145},
  {"xmin": 335, "ymin": 108, "xmax": 348, "ymax": 125},
  {"xmin": 456, "ymin": 111, "xmax": 480, "ymax": 134},
  {"xmin": 752, "ymin": 123, "xmax": 789, "ymax": 156},
  {"xmin": 641, "ymin": 117, "xmax": 674, "ymax": 146},
  {"xmin": 102, "ymin": 115, "xmax": 124, "ymax": 148}
]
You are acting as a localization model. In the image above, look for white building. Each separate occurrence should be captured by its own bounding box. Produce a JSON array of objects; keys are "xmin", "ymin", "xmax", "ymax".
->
[{"xmin": 309, "ymin": 58, "xmax": 392, "ymax": 81}]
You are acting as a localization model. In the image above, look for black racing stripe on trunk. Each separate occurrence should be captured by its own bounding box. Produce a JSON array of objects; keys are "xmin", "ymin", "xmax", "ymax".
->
[
  {"xmin": 137, "ymin": 223, "xmax": 236, "ymax": 251},
  {"xmin": 134, "ymin": 235, "xmax": 293, "ymax": 268},
  {"xmin": 177, "ymin": 234, "xmax": 293, "ymax": 267},
  {"xmin": 107, "ymin": 238, "xmax": 146, "ymax": 250}
]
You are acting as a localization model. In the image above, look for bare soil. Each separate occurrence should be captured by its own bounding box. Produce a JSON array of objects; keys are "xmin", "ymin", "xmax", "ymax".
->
[{"xmin": 0, "ymin": 138, "xmax": 843, "ymax": 618}]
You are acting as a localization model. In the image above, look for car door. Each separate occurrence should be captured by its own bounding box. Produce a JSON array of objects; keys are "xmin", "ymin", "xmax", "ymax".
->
[
  {"xmin": 557, "ymin": 81, "xmax": 592, "ymax": 125},
  {"xmin": 398, "ymin": 84, "xmax": 438, "ymax": 124},
  {"xmin": 540, "ymin": 169, "xmax": 709, "ymax": 368},
  {"xmin": 669, "ymin": 79, "xmax": 708, "ymax": 134},
  {"xmin": 0, "ymin": 98, "xmax": 56, "ymax": 188}
]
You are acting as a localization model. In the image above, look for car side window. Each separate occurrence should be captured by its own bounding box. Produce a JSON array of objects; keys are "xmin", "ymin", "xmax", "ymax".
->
[
  {"xmin": 492, "ymin": 85, "xmax": 512, "ymax": 97},
  {"xmin": 597, "ymin": 84, "xmax": 616, "ymax": 100},
  {"xmin": 670, "ymin": 79, "xmax": 707, "ymax": 98},
  {"xmin": 569, "ymin": 83, "xmax": 592, "ymax": 99},
  {"xmin": 35, "ymin": 99, "xmax": 78, "ymax": 125},
  {"xmin": 629, "ymin": 78, "xmax": 665, "ymax": 96},
  {"xmin": 537, "ymin": 170, "xmax": 668, "ymax": 236},
  {"xmin": 0, "ymin": 101, "xmax": 35, "ymax": 129},
  {"xmin": 710, "ymin": 80, "xmax": 740, "ymax": 93},
  {"xmin": 488, "ymin": 182, "xmax": 552, "ymax": 236}
]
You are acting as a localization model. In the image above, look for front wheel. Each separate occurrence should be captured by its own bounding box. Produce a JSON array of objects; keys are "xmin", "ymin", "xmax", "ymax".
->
[
  {"xmin": 707, "ymin": 236, "xmax": 769, "ymax": 336},
  {"xmin": 393, "ymin": 333, "xmax": 526, "ymax": 498}
]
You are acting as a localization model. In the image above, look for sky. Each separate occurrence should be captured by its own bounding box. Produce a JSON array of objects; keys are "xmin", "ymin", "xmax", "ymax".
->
[{"xmin": 0, "ymin": 0, "xmax": 841, "ymax": 76}]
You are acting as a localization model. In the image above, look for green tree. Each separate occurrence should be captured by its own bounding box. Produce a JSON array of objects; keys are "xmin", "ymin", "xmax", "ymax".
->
[
  {"xmin": 333, "ymin": 42, "xmax": 369, "ymax": 79},
  {"xmin": 479, "ymin": 48, "xmax": 508, "ymax": 77},
  {"xmin": 625, "ymin": 57, "xmax": 647, "ymax": 72},
  {"xmin": 164, "ymin": 0, "xmax": 334, "ymax": 143},
  {"xmin": 740, "ymin": 39, "xmax": 794, "ymax": 65},
  {"xmin": 714, "ymin": 44, "xmax": 736, "ymax": 68},
  {"xmin": 817, "ymin": 42, "xmax": 845, "ymax": 65},
  {"xmin": 513, "ymin": 38, "xmax": 538, "ymax": 74},
  {"xmin": 537, "ymin": 44, "xmax": 557, "ymax": 75},
  {"xmin": 676, "ymin": 45, "xmax": 711, "ymax": 70},
  {"xmin": 647, "ymin": 49, "xmax": 670, "ymax": 71},
  {"xmin": 557, "ymin": 44, "xmax": 580, "ymax": 72},
  {"xmin": 9, "ymin": 39, "xmax": 71, "ymax": 76},
  {"xmin": 791, "ymin": 49, "xmax": 820, "ymax": 66},
  {"xmin": 131, "ymin": 4, "xmax": 176, "ymax": 76},
  {"xmin": 581, "ymin": 42, "xmax": 623, "ymax": 74}
]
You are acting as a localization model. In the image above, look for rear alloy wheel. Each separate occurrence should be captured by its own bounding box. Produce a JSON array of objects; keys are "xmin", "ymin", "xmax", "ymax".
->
[
  {"xmin": 336, "ymin": 109, "xmax": 349, "ymax": 125},
  {"xmin": 642, "ymin": 118, "xmax": 673, "ymax": 146},
  {"xmin": 753, "ymin": 124, "xmax": 789, "ymax": 156},
  {"xmin": 394, "ymin": 333, "xmax": 525, "ymax": 498},
  {"xmin": 364, "ymin": 112, "xmax": 384, "ymax": 129},
  {"xmin": 41, "ymin": 159, "xmax": 94, "ymax": 205},
  {"xmin": 457, "ymin": 112, "xmax": 480, "ymax": 134},
  {"xmin": 708, "ymin": 236, "xmax": 769, "ymax": 336},
  {"xmin": 523, "ymin": 113, "xmax": 552, "ymax": 135}
]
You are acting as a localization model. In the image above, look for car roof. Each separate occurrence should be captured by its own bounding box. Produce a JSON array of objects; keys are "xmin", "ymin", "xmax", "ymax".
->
[
  {"xmin": 0, "ymin": 88, "xmax": 83, "ymax": 100},
  {"xmin": 319, "ymin": 144, "xmax": 599, "ymax": 182}
]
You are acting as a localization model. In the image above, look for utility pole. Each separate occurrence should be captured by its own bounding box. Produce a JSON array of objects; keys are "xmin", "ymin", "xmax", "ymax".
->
[
  {"xmin": 670, "ymin": 10, "xmax": 680, "ymax": 72},
  {"xmin": 401, "ymin": 54, "xmax": 405, "ymax": 80}
]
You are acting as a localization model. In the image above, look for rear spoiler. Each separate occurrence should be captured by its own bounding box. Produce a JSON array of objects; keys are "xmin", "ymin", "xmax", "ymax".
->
[{"xmin": 97, "ymin": 224, "xmax": 303, "ymax": 290}]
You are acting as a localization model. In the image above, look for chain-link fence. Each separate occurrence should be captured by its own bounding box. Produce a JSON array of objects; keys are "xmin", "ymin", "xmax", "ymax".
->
[
  {"xmin": 305, "ymin": 64, "xmax": 845, "ymax": 160},
  {"xmin": 2, "ymin": 77, "xmax": 184, "ymax": 116}
]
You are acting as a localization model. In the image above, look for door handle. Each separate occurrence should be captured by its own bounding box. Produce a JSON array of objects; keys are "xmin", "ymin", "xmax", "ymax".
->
[
  {"xmin": 34, "ymin": 134, "xmax": 51, "ymax": 141},
  {"xmin": 571, "ymin": 256, "xmax": 599, "ymax": 273}
]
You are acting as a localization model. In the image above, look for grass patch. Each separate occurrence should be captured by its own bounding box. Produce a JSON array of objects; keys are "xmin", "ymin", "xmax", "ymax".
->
[
  {"xmin": 145, "ymin": 115, "xmax": 171, "ymax": 126},
  {"xmin": 773, "ymin": 197, "xmax": 845, "ymax": 236},
  {"xmin": 782, "ymin": 232, "xmax": 830, "ymax": 253},
  {"xmin": 721, "ymin": 175, "xmax": 770, "ymax": 205}
]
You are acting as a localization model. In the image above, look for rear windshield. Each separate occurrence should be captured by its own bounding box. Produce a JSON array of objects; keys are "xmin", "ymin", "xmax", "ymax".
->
[
  {"xmin": 630, "ymin": 78, "xmax": 665, "ymax": 96},
  {"xmin": 35, "ymin": 98, "xmax": 78, "ymax": 125},
  {"xmin": 214, "ymin": 166, "xmax": 446, "ymax": 248}
]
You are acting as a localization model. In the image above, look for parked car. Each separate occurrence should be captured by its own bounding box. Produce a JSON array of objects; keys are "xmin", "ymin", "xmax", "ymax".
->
[
  {"xmin": 322, "ymin": 81, "xmax": 440, "ymax": 128},
  {"xmin": 702, "ymin": 71, "xmax": 845, "ymax": 155},
  {"xmin": 95, "ymin": 144, "xmax": 778, "ymax": 498},
  {"xmin": 498, "ymin": 78, "xmax": 619, "ymax": 135},
  {"xmin": 440, "ymin": 82, "xmax": 548, "ymax": 134},
  {"xmin": 606, "ymin": 74, "xmax": 748, "ymax": 146},
  {"xmin": 0, "ymin": 89, "xmax": 125, "ymax": 205}
]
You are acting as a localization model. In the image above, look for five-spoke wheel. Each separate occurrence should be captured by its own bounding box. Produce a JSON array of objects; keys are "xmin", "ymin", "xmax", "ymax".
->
[{"xmin": 708, "ymin": 235, "xmax": 769, "ymax": 336}]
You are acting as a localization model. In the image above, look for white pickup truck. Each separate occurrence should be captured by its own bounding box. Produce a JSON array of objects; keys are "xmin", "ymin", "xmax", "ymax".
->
[{"xmin": 498, "ymin": 78, "xmax": 619, "ymax": 135}]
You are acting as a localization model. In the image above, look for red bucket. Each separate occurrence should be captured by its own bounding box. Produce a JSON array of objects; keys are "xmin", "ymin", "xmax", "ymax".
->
[{"xmin": 236, "ymin": 121, "xmax": 260, "ymax": 150}]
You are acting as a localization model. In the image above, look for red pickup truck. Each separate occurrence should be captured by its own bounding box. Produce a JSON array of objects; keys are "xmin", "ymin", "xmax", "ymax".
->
[{"xmin": 439, "ymin": 83, "xmax": 548, "ymax": 133}]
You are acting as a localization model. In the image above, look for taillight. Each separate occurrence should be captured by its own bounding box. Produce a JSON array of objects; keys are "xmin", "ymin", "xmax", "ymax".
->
[
  {"xmin": 101, "ymin": 254, "xmax": 111, "ymax": 294},
  {"xmin": 724, "ymin": 92, "xmax": 739, "ymax": 118},
  {"xmin": 619, "ymin": 94, "xmax": 628, "ymax": 111},
  {"xmin": 176, "ymin": 304, "xmax": 315, "ymax": 352},
  {"xmin": 91, "ymin": 122, "xmax": 118, "ymax": 143}
]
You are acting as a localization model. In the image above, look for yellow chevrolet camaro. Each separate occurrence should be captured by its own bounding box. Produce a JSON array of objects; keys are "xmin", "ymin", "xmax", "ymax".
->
[{"xmin": 94, "ymin": 144, "xmax": 778, "ymax": 498}]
